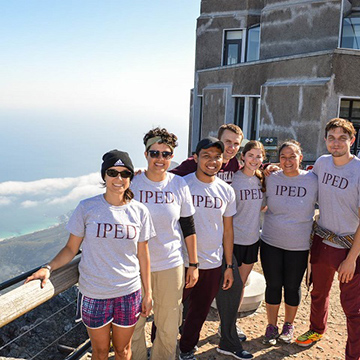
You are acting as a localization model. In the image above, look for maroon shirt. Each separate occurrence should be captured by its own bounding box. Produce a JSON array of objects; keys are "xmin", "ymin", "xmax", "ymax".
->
[{"xmin": 170, "ymin": 156, "xmax": 241, "ymax": 184}]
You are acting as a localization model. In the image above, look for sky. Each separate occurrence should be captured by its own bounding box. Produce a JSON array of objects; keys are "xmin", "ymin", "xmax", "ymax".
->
[{"xmin": 0, "ymin": 0, "xmax": 201, "ymax": 238}]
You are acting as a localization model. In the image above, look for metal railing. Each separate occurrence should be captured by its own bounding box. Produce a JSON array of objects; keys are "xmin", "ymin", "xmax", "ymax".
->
[{"xmin": 0, "ymin": 256, "xmax": 91, "ymax": 360}]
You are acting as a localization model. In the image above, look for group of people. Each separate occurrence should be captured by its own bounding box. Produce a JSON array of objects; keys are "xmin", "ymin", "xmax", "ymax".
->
[{"xmin": 26, "ymin": 118, "xmax": 360, "ymax": 360}]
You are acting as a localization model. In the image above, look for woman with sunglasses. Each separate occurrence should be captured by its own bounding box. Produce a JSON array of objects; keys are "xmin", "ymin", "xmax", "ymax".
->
[
  {"xmin": 131, "ymin": 127, "xmax": 199, "ymax": 360},
  {"xmin": 25, "ymin": 150, "xmax": 155, "ymax": 360}
]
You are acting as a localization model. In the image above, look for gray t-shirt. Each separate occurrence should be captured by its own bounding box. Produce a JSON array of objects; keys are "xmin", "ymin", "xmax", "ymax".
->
[
  {"xmin": 231, "ymin": 171, "xmax": 265, "ymax": 246},
  {"xmin": 313, "ymin": 155, "xmax": 360, "ymax": 244},
  {"xmin": 261, "ymin": 170, "xmax": 318, "ymax": 251},
  {"xmin": 67, "ymin": 194, "xmax": 155, "ymax": 299},
  {"xmin": 184, "ymin": 173, "xmax": 236, "ymax": 269},
  {"xmin": 131, "ymin": 172, "xmax": 195, "ymax": 272}
]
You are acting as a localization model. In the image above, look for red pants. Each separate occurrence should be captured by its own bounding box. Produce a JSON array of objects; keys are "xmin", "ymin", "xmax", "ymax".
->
[
  {"xmin": 310, "ymin": 234, "xmax": 360, "ymax": 360},
  {"xmin": 179, "ymin": 266, "xmax": 222, "ymax": 353}
]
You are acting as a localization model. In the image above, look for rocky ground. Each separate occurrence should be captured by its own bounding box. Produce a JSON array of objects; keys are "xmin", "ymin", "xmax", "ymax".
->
[{"xmin": 1, "ymin": 262, "xmax": 347, "ymax": 360}]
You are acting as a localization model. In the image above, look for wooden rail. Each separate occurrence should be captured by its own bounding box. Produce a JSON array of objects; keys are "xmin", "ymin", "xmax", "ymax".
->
[{"xmin": 0, "ymin": 258, "xmax": 80, "ymax": 328}]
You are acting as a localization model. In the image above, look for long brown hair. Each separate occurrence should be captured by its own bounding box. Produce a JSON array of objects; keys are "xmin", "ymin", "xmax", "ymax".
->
[{"xmin": 241, "ymin": 140, "xmax": 266, "ymax": 193}]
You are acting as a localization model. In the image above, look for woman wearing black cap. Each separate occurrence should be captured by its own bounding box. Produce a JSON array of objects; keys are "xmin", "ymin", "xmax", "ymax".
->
[{"xmin": 26, "ymin": 150, "xmax": 155, "ymax": 360}]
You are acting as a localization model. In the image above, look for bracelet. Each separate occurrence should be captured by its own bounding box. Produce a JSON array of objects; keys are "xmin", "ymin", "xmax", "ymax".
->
[
  {"xmin": 225, "ymin": 264, "xmax": 234, "ymax": 269},
  {"xmin": 189, "ymin": 262, "xmax": 199, "ymax": 268},
  {"xmin": 41, "ymin": 264, "xmax": 52, "ymax": 273}
]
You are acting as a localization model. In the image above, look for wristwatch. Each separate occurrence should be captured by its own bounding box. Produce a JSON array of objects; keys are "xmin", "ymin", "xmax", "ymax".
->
[
  {"xmin": 189, "ymin": 262, "xmax": 200, "ymax": 268},
  {"xmin": 225, "ymin": 264, "xmax": 234, "ymax": 269},
  {"xmin": 41, "ymin": 264, "xmax": 52, "ymax": 273}
]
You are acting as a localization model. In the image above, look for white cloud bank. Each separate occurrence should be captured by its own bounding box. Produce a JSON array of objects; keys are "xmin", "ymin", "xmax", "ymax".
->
[{"xmin": 0, "ymin": 172, "xmax": 102, "ymax": 208}]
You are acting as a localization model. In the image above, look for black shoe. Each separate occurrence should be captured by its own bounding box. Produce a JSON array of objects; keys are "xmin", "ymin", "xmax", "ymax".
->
[{"xmin": 216, "ymin": 347, "xmax": 253, "ymax": 359}]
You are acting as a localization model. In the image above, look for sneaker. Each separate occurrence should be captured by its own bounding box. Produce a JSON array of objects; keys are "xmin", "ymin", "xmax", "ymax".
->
[
  {"xmin": 279, "ymin": 322, "xmax": 295, "ymax": 344},
  {"xmin": 218, "ymin": 325, "xmax": 247, "ymax": 342},
  {"xmin": 262, "ymin": 324, "xmax": 279, "ymax": 345},
  {"xmin": 179, "ymin": 350, "xmax": 196, "ymax": 360},
  {"xmin": 237, "ymin": 325, "xmax": 247, "ymax": 342},
  {"xmin": 295, "ymin": 329, "xmax": 323, "ymax": 347},
  {"xmin": 217, "ymin": 347, "xmax": 253, "ymax": 359}
]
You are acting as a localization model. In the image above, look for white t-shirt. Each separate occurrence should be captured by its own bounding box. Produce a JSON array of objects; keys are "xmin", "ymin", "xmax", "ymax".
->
[
  {"xmin": 67, "ymin": 194, "xmax": 155, "ymax": 299},
  {"xmin": 131, "ymin": 172, "xmax": 195, "ymax": 272},
  {"xmin": 231, "ymin": 171, "xmax": 265, "ymax": 246},
  {"xmin": 313, "ymin": 155, "xmax": 360, "ymax": 247},
  {"xmin": 183, "ymin": 173, "xmax": 236, "ymax": 269},
  {"xmin": 261, "ymin": 170, "xmax": 318, "ymax": 251}
]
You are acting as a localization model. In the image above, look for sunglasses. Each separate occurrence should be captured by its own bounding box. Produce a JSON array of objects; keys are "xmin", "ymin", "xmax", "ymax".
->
[
  {"xmin": 148, "ymin": 150, "xmax": 173, "ymax": 159},
  {"xmin": 106, "ymin": 169, "xmax": 132, "ymax": 178}
]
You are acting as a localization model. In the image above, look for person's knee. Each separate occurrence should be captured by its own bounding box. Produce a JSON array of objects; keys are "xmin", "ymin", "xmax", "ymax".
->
[
  {"xmin": 114, "ymin": 343, "xmax": 131, "ymax": 359},
  {"xmin": 265, "ymin": 285, "xmax": 282, "ymax": 304},
  {"xmin": 284, "ymin": 287, "xmax": 301, "ymax": 306},
  {"xmin": 92, "ymin": 346, "xmax": 110, "ymax": 360}
]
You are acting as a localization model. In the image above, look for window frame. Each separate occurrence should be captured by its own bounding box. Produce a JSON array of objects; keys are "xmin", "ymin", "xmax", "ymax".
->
[{"xmin": 222, "ymin": 28, "xmax": 246, "ymax": 66}]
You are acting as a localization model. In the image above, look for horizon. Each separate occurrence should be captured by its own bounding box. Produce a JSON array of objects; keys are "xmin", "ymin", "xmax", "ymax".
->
[{"xmin": 0, "ymin": 1, "xmax": 200, "ymax": 238}]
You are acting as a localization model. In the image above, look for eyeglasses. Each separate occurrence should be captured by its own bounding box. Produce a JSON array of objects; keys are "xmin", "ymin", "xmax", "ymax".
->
[
  {"xmin": 106, "ymin": 169, "xmax": 132, "ymax": 178},
  {"xmin": 148, "ymin": 150, "xmax": 173, "ymax": 159}
]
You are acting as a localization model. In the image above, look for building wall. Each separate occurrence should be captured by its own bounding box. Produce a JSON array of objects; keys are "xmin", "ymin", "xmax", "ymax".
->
[
  {"xmin": 190, "ymin": 0, "xmax": 360, "ymax": 161},
  {"xmin": 260, "ymin": 0, "xmax": 342, "ymax": 59}
]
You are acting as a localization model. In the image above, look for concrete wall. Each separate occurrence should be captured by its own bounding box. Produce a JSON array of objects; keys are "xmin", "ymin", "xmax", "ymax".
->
[
  {"xmin": 200, "ymin": 0, "xmax": 264, "ymax": 14},
  {"xmin": 195, "ymin": 3, "xmax": 261, "ymax": 70},
  {"xmin": 260, "ymin": 0, "xmax": 342, "ymax": 59},
  {"xmin": 195, "ymin": 52, "xmax": 338, "ymax": 160}
]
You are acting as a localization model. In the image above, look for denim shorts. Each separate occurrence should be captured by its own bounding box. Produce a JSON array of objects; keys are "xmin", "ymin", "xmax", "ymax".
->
[{"xmin": 76, "ymin": 289, "xmax": 142, "ymax": 329}]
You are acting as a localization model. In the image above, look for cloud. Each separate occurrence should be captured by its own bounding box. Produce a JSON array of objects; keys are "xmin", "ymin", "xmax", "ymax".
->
[
  {"xmin": 47, "ymin": 184, "xmax": 102, "ymax": 205},
  {"xmin": 21, "ymin": 200, "xmax": 39, "ymax": 208},
  {"xmin": 0, "ymin": 172, "xmax": 101, "ymax": 196},
  {"xmin": 0, "ymin": 197, "xmax": 12, "ymax": 206}
]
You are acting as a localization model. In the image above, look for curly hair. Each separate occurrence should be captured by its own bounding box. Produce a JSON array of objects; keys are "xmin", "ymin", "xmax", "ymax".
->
[{"xmin": 143, "ymin": 127, "xmax": 178, "ymax": 151}]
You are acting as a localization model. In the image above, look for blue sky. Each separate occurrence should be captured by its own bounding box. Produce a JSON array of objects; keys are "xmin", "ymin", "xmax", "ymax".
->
[
  {"xmin": 0, "ymin": 0, "xmax": 200, "ymax": 182},
  {"xmin": 0, "ymin": 0, "xmax": 200, "ymax": 238}
]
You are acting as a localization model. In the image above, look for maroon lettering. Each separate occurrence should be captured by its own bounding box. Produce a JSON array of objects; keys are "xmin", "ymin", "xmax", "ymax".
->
[
  {"xmin": 126, "ymin": 225, "xmax": 136, "ymax": 239},
  {"xmin": 96, "ymin": 223, "xmax": 113, "ymax": 238},
  {"xmin": 204, "ymin": 196, "xmax": 213, "ymax": 208},
  {"xmin": 114, "ymin": 224, "xmax": 125, "ymax": 239},
  {"xmin": 214, "ymin": 197, "xmax": 223, "ymax": 209},
  {"xmin": 165, "ymin": 191, "xmax": 175, "ymax": 203},
  {"xmin": 155, "ymin": 191, "xmax": 163, "ymax": 203},
  {"xmin": 275, "ymin": 185, "xmax": 306, "ymax": 197},
  {"xmin": 322, "ymin": 172, "xmax": 348, "ymax": 190}
]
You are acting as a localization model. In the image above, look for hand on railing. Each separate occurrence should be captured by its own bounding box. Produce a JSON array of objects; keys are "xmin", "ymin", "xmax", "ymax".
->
[{"xmin": 25, "ymin": 267, "xmax": 51, "ymax": 289}]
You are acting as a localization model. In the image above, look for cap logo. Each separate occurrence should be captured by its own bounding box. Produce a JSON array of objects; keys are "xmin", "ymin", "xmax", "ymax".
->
[{"xmin": 114, "ymin": 159, "xmax": 124, "ymax": 166}]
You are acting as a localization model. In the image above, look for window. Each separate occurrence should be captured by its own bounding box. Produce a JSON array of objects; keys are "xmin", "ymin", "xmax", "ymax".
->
[
  {"xmin": 339, "ymin": 98, "xmax": 360, "ymax": 155},
  {"xmin": 341, "ymin": 12, "xmax": 360, "ymax": 50},
  {"xmin": 246, "ymin": 25, "xmax": 260, "ymax": 61},
  {"xmin": 234, "ymin": 96, "xmax": 260, "ymax": 140},
  {"xmin": 223, "ymin": 30, "xmax": 243, "ymax": 65}
]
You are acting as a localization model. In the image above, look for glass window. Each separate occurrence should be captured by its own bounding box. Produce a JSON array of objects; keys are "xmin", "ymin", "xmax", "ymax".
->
[
  {"xmin": 234, "ymin": 96, "xmax": 260, "ymax": 140},
  {"xmin": 341, "ymin": 12, "xmax": 360, "ymax": 50},
  {"xmin": 339, "ymin": 99, "xmax": 360, "ymax": 155},
  {"xmin": 223, "ymin": 30, "xmax": 243, "ymax": 65},
  {"xmin": 246, "ymin": 25, "xmax": 260, "ymax": 61}
]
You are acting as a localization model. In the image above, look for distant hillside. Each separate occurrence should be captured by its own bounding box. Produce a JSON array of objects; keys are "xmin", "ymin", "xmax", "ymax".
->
[{"xmin": 0, "ymin": 223, "xmax": 69, "ymax": 284}]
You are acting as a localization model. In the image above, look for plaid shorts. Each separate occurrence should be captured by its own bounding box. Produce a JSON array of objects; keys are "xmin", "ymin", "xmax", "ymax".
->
[{"xmin": 76, "ymin": 289, "xmax": 142, "ymax": 329}]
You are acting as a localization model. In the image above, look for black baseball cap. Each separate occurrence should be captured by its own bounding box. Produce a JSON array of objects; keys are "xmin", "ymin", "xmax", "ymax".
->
[{"xmin": 195, "ymin": 137, "xmax": 224, "ymax": 155}]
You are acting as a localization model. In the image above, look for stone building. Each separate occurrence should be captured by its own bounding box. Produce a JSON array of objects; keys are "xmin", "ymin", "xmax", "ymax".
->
[{"xmin": 189, "ymin": 0, "xmax": 360, "ymax": 163}]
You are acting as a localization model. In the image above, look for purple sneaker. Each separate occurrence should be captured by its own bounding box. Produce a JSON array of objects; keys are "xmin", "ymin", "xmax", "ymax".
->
[
  {"xmin": 262, "ymin": 324, "xmax": 279, "ymax": 345},
  {"xmin": 279, "ymin": 322, "xmax": 295, "ymax": 343}
]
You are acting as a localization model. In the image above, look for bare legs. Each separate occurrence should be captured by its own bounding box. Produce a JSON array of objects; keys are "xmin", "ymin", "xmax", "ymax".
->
[{"xmin": 87, "ymin": 323, "xmax": 136, "ymax": 360}]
